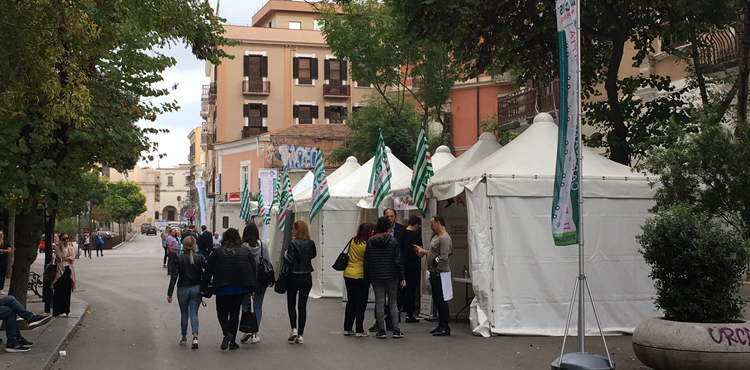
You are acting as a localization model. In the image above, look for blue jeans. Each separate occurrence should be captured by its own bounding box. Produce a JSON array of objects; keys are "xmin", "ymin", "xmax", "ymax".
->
[
  {"xmin": 0, "ymin": 296, "xmax": 33, "ymax": 345},
  {"xmin": 176, "ymin": 285, "xmax": 201, "ymax": 336},
  {"xmin": 241, "ymin": 285, "xmax": 267, "ymax": 332}
]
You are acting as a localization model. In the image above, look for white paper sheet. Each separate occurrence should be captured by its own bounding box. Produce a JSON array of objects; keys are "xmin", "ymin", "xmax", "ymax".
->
[{"xmin": 440, "ymin": 271, "xmax": 453, "ymax": 301}]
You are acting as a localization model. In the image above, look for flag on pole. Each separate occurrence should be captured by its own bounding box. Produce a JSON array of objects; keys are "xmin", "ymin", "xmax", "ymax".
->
[
  {"xmin": 239, "ymin": 179, "xmax": 252, "ymax": 223},
  {"xmin": 277, "ymin": 169, "xmax": 293, "ymax": 230},
  {"xmin": 310, "ymin": 150, "xmax": 330, "ymax": 222},
  {"xmin": 551, "ymin": 0, "xmax": 581, "ymax": 246},
  {"xmin": 368, "ymin": 131, "xmax": 392, "ymax": 209},
  {"xmin": 256, "ymin": 178, "xmax": 270, "ymax": 225},
  {"xmin": 410, "ymin": 121, "xmax": 434, "ymax": 217}
]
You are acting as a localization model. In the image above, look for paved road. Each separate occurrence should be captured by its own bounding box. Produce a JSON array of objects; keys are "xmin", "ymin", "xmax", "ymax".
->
[{"xmin": 50, "ymin": 234, "xmax": 648, "ymax": 370}]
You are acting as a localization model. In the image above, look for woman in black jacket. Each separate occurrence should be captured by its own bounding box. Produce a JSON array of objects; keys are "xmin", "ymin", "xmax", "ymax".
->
[
  {"xmin": 364, "ymin": 217, "xmax": 405, "ymax": 339},
  {"xmin": 201, "ymin": 228, "xmax": 257, "ymax": 350},
  {"xmin": 284, "ymin": 220, "xmax": 317, "ymax": 344},
  {"xmin": 167, "ymin": 235, "xmax": 205, "ymax": 349}
]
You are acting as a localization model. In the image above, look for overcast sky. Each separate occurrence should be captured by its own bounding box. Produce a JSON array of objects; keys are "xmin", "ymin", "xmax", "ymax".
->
[{"xmin": 138, "ymin": 0, "xmax": 269, "ymax": 169}]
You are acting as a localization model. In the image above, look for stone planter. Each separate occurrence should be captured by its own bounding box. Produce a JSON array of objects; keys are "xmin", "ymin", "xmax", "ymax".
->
[{"xmin": 633, "ymin": 317, "xmax": 750, "ymax": 370}]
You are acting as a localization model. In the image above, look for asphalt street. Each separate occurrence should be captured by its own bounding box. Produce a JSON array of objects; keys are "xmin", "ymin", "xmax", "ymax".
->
[{"xmin": 47, "ymin": 233, "xmax": 648, "ymax": 370}]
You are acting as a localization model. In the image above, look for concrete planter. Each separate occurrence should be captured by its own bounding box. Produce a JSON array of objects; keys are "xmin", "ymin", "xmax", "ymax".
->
[{"xmin": 633, "ymin": 317, "xmax": 750, "ymax": 370}]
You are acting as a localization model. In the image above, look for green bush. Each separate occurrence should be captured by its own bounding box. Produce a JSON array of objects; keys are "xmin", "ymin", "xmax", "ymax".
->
[{"xmin": 638, "ymin": 204, "xmax": 749, "ymax": 323}]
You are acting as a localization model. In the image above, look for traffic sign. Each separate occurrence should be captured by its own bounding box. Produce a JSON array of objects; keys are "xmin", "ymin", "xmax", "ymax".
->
[
  {"xmin": 119, "ymin": 217, "xmax": 125, "ymax": 223},
  {"xmin": 185, "ymin": 209, "xmax": 194, "ymax": 218},
  {"xmin": 80, "ymin": 228, "xmax": 90, "ymax": 234},
  {"xmin": 228, "ymin": 193, "xmax": 241, "ymax": 202}
]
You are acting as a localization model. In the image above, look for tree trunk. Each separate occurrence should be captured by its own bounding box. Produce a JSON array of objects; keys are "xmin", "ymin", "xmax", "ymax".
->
[
  {"xmin": 736, "ymin": 0, "xmax": 750, "ymax": 131},
  {"xmin": 605, "ymin": 36, "xmax": 630, "ymax": 166},
  {"xmin": 688, "ymin": 22, "xmax": 710, "ymax": 107},
  {"xmin": 9, "ymin": 208, "xmax": 42, "ymax": 306},
  {"xmin": 7, "ymin": 209, "xmax": 14, "ymax": 280}
]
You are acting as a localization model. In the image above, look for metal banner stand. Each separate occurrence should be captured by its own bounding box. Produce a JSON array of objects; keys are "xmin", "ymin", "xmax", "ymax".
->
[{"xmin": 551, "ymin": 1, "xmax": 614, "ymax": 369}]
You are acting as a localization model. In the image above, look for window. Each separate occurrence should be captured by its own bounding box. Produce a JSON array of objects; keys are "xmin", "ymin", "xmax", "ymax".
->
[
  {"xmin": 293, "ymin": 105, "xmax": 319, "ymax": 124},
  {"xmin": 289, "ymin": 21, "xmax": 301, "ymax": 30},
  {"xmin": 168, "ymin": 210, "xmax": 175, "ymax": 221},
  {"xmin": 167, "ymin": 176, "xmax": 173, "ymax": 186},
  {"xmin": 314, "ymin": 19, "xmax": 324, "ymax": 31},
  {"xmin": 222, "ymin": 216, "xmax": 229, "ymax": 228},
  {"xmin": 324, "ymin": 59, "xmax": 347, "ymax": 84},
  {"xmin": 177, "ymin": 196, "xmax": 181, "ymax": 202},
  {"xmin": 243, "ymin": 55, "xmax": 267, "ymax": 79},
  {"xmin": 325, "ymin": 106, "xmax": 347, "ymax": 124},
  {"xmin": 243, "ymin": 103, "xmax": 267, "ymax": 126},
  {"xmin": 293, "ymin": 57, "xmax": 318, "ymax": 84},
  {"xmin": 240, "ymin": 161, "xmax": 251, "ymax": 187}
]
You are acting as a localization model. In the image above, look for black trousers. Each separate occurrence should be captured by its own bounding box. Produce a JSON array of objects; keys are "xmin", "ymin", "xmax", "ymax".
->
[
  {"xmin": 215, "ymin": 293, "xmax": 245, "ymax": 340},
  {"xmin": 53, "ymin": 267, "xmax": 72, "ymax": 316},
  {"xmin": 344, "ymin": 277, "xmax": 368, "ymax": 332},
  {"xmin": 401, "ymin": 264, "xmax": 421, "ymax": 316},
  {"xmin": 286, "ymin": 273, "xmax": 312, "ymax": 335},
  {"xmin": 429, "ymin": 272, "xmax": 450, "ymax": 329},
  {"xmin": 162, "ymin": 247, "xmax": 169, "ymax": 265},
  {"xmin": 0, "ymin": 262, "xmax": 7, "ymax": 291}
]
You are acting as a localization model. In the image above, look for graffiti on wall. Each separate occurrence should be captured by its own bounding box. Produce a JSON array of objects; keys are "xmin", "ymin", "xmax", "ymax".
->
[{"xmin": 275, "ymin": 144, "xmax": 319, "ymax": 169}]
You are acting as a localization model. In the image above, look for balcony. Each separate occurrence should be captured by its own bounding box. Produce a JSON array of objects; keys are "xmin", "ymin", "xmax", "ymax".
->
[
  {"xmin": 201, "ymin": 129, "xmax": 215, "ymax": 150},
  {"xmin": 202, "ymin": 83, "xmax": 216, "ymax": 103},
  {"xmin": 701, "ymin": 27, "xmax": 742, "ymax": 71},
  {"xmin": 323, "ymin": 84, "xmax": 350, "ymax": 98},
  {"xmin": 496, "ymin": 80, "xmax": 559, "ymax": 127},
  {"xmin": 200, "ymin": 102, "xmax": 209, "ymax": 119},
  {"xmin": 242, "ymin": 80, "xmax": 271, "ymax": 95}
]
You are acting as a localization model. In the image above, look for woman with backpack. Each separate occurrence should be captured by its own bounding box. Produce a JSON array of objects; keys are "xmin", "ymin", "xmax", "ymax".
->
[
  {"xmin": 167, "ymin": 235, "xmax": 205, "ymax": 349},
  {"xmin": 239, "ymin": 223, "xmax": 272, "ymax": 344}
]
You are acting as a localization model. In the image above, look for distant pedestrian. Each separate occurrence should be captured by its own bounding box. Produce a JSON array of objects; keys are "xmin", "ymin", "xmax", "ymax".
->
[
  {"xmin": 342, "ymin": 222, "xmax": 374, "ymax": 337},
  {"xmin": 166, "ymin": 229, "xmax": 180, "ymax": 274},
  {"xmin": 168, "ymin": 235, "xmax": 205, "ymax": 349},
  {"xmin": 284, "ymin": 220, "xmax": 317, "ymax": 344},
  {"xmin": 83, "ymin": 233, "xmax": 91, "ymax": 259},
  {"xmin": 161, "ymin": 227, "xmax": 172, "ymax": 268},
  {"xmin": 95, "ymin": 231, "xmax": 104, "ymax": 257},
  {"xmin": 201, "ymin": 228, "xmax": 257, "ymax": 351},
  {"xmin": 402, "ymin": 215, "xmax": 423, "ymax": 323},
  {"xmin": 0, "ymin": 231, "xmax": 11, "ymax": 295},
  {"xmin": 239, "ymin": 223, "xmax": 269, "ymax": 344},
  {"xmin": 52, "ymin": 233, "xmax": 76, "ymax": 317},
  {"xmin": 212, "ymin": 232, "xmax": 222, "ymax": 250},
  {"xmin": 182, "ymin": 226, "xmax": 199, "ymax": 250},
  {"xmin": 364, "ymin": 217, "xmax": 405, "ymax": 339},
  {"xmin": 414, "ymin": 215, "xmax": 453, "ymax": 336},
  {"xmin": 199, "ymin": 226, "xmax": 213, "ymax": 260}
]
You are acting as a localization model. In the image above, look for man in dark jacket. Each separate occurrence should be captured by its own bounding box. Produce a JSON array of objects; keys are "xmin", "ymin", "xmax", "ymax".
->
[
  {"xmin": 199, "ymin": 225, "xmax": 213, "ymax": 259},
  {"xmin": 364, "ymin": 217, "xmax": 406, "ymax": 339},
  {"xmin": 368, "ymin": 208, "xmax": 406, "ymax": 332},
  {"xmin": 402, "ymin": 215, "xmax": 423, "ymax": 323},
  {"xmin": 182, "ymin": 226, "xmax": 199, "ymax": 248}
]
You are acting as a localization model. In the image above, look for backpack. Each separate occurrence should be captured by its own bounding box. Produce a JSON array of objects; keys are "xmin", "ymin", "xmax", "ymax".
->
[{"xmin": 257, "ymin": 242, "xmax": 276, "ymax": 287}]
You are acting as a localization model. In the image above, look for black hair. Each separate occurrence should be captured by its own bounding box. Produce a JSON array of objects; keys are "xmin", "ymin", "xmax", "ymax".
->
[
  {"xmin": 383, "ymin": 208, "xmax": 396, "ymax": 216},
  {"xmin": 432, "ymin": 214, "xmax": 446, "ymax": 227},
  {"xmin": 202, "ymin": 225, "xmax": 207, "ymax": 231},
  {"xmin": 242, "ymin": 223, "xmax": 260, "ymax": 247},
  {"xmin": 408, "ymin": 215, "xmax": 421, "ymax": 227},
  {"xmin": 375, "ymin": 217, "xmax": 391, "ymax": 234}
]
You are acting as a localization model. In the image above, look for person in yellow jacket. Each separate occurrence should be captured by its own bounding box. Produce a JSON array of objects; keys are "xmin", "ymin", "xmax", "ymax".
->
[{"xmin": 342, "ymin": 222, "xmax": 374, "ymax": 337}]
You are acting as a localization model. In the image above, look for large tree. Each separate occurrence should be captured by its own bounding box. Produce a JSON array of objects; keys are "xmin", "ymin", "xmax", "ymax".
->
[{"xmin": 0, "ymin": 0, "xmax": 235, "ymax": 304}]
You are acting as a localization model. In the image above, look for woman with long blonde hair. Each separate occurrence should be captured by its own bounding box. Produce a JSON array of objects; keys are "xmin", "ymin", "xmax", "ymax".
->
[{"xmin": 168, "ymin": 235, "xmax": 205, "ymax": 348}]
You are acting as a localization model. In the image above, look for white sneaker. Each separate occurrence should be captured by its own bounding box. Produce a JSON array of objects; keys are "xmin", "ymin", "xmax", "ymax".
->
[
  {"xmin": 179, "ymin": 338, "xmax": 187, "ymax": 346},
  {"xmin": 240, "ymin": 333, "xmax": 252, "ymax": 343},
  {"xmin": 294, "ymin": 335, "xmax": 303, "ymax": 344},
  {"xmin": 287, "ymin": 329, "xmax": 298, "ymax": 342},
  {"xmin": 191, "ymin": 338, "xmax": 198, "ymax": 349},
  {"xmin": 251, "ymin": 334, "xmax": 260, "ymax": 344}
]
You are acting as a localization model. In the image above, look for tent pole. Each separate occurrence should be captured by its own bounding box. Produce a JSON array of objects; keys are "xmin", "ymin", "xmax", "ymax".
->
[{"xmin": 575, "ymin": 0, "xmax": 585, "ymax": 353}]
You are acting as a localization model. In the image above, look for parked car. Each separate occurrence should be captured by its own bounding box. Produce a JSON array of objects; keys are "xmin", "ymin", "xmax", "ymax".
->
[
  {"xmin": 39, "ymin": 234, "xmax": 59, "ymax": 253},
  {"xmin": 143, "ymin": 225, "xmax": 157, "ymax": 235},
  {"xmin": 140, "ymin": 223, "xmax": 151, "ymax": 234},
  {"xmin": 101, "ymin": 231, "xmax": 116, "ymax": 238}
]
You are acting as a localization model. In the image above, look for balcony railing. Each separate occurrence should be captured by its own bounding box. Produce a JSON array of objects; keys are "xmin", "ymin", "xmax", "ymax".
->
[
  {"xmin": 242, "ymin": 126, "xmax": 268, "ymax": 138},
  {"xmin": 323, "ymin": 84, "xmax": 350, "ymax": 98},
  {"xmin": 242, "ymin": 80, "xmax": 271, "ymax": 95},
  {"xmin": 201, "ymin": 130, "xmax": 215, "ymax": 150},
  {"xmin": 200, "ymin": 102, "xmax": 209, "ymax": 119},
  {"xmin": 202, "ymin": 82, "xmax": 217, "ymax": 103},
  {"xmin": 701, "ymin": 27, "xmax": 743, "ymax": 70},
  {"xmin": 497, "ymin": 80, "xmax": 559, "ymax": 127}
]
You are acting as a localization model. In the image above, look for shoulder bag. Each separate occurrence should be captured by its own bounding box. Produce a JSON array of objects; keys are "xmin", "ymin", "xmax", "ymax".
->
[
  {"xmin": 257, "ymin": 242, "xmax": 276, "ymax": 287},
  {"xmin": 239, "ymin": 295, "xmax": 259, "ymax": 334},
  {"xmin": 331, "ymin": 238, "xmax": 353, "ymax": 271}
]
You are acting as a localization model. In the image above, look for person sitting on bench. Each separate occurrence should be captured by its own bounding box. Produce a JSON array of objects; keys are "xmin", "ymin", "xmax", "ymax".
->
[{"xmin": 0, "ymin": 295, "xmax": 51, "ymax": 352}]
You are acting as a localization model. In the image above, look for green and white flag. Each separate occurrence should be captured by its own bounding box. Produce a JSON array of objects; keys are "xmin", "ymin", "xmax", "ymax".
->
[
  {"xmin": 277, "ymin": 169, "xmax": 293, "ymax": 231},
  {"xmin": 410, "ymin": 121, "xmax": 433, "ymax": 217},
  {"xmin": 551, "ymin": 0, "xmax": 580, "ymax": 246},
  {"xmin": 368, "ymin": 131, "xmax": 391, "ymax": 209},
  {"xmin": 310, "ymin": 150, "xmax": 330, "ymax": 222},
  {"xmin": 257, "ymin": 178, "xmax": 270, "ymax": 225},
  {"xmin": 239, "ymin": 179, "xmax": 252, "ymax": 224}
]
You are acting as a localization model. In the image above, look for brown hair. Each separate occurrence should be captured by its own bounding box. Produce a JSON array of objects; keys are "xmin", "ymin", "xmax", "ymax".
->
[
  {"xmin": 221, "ymin": 228, "xmax": 242, "ymax": 254},
  {"xmin": 354, "ymin": 222, "xmax": 374, "ymax": 244},
  {"xmin": 182, "ymin": 236, "xmax": 196, "ymax": 264},
  {"xmin": 292, "ymin": 220, "xmax": 311, "ymax": 240}
]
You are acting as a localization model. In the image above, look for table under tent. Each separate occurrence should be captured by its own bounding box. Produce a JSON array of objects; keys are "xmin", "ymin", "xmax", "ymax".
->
[
  {"xmin": 426, "ymin": 113, "xmax": 659, "ymax": 337},
  {"xmin": 291, "ymin": 149, "xmax": 412, "ymax": 297}
]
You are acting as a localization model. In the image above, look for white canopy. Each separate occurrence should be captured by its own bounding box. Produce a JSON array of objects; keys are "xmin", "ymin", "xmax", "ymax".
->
[
  {"xmin": 389, "ymin": 145, "xmax": 456, "ymax": 193},
  {"xmin": 291, "ymin": 171, "xmax": 314, "ymax": 196},
  {"xmin": 430, "ymin": 132, "xmax": 502, "ymax": 200},
  {"xmin": 292, "ymin": 156, "xmax": 361, "ymax": 210},
  {"xmin": 426, "ymin": 113, "xmax": 659, "ymax": 336}
]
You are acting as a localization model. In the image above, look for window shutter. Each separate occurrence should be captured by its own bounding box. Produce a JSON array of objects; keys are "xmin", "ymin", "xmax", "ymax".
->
[
  {"xmin": 261, "ymin": 104, "xmax": 268, "ymax": 118},
  {"xmin": 324, "ymin": 59, "xmax": 330, "ymax": 80},
  {"xmin": 261, "ymin": 56, "xmax": 268, "ymax": 77},
  {"xmin": 293, "ymin": 105, "xmax": 299, "ymax": 118},
  {"xmin": 311, "ymin": 58, "xmax": 318, "ymax": 79},
  {"xmin": 243, "ymin": 55, "xmax": 250, "ymax": 77},
  {"xmin": 343, "ymin": 107, "xmax": 348, "ymax": 117},
  {"xmin": 324, "ymin": 106, "xmax": 330, "ymax": 119},
  {"xmin": 341, "ymin": 60, "xmax": 348, "ymax": 80},
  {"xmin": 311, "ymin": 105, "xmax": 319, "ymax": 118},
  {"xmin": 243, "ymin": 104, "xmax": 249, "ymax": 117},
  {"xmin": 293, "ymin": 57, "xmax": 299, "ymax": 79}
]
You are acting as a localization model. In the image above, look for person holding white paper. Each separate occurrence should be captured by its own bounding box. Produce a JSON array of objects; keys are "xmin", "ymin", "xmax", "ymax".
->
[{"xmin": 413, "ymin": 215, "xmax": 453, "ymax": 336}]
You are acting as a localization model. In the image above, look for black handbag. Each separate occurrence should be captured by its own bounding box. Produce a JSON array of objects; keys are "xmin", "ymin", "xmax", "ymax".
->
[
  {"xmin": 331, "ymin": 239, "xmax": 352, "ymax": 271},
  {"xmin": 239, "ymin": 296, "xmax": 259, "ymax": 333},
  {"xmin": 274, "ymin": 260, "xmax": 290, "ymax": 294},
  {"xmin": 202, "ymin": 281, "xmax": 214, "ymax": 298},
  {"xmin": 43, "ymin": 262, "xmax": 57, "ymax": 281},
  {"xmin": 257, "ymin": 242, "xmax": 276, "ymax": 287}
]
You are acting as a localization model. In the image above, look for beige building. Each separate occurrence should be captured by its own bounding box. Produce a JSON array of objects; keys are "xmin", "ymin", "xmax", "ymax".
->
[{"xmin": 105, "ymin": 166, "xmax": 158, "ymax": 226}]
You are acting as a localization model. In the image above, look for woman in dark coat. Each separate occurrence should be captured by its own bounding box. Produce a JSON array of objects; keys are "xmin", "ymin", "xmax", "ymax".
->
[
  {"xmin": 364, "ymin": 217, "xmax": 405, "ymax": 339},
  {"xmin": 201, "ymin": 228, "xmax": 257, "ymax": 350}
]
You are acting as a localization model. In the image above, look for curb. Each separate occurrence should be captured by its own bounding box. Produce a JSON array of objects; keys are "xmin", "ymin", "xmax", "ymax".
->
[{"xmin": 112, "ymin": 232, "xmax": 138, "ymax": 250}]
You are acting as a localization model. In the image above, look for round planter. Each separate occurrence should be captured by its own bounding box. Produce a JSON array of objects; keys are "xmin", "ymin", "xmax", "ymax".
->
[{"xmin": 633, "ymin": 317, "xmax": 750, "ymax": 370}]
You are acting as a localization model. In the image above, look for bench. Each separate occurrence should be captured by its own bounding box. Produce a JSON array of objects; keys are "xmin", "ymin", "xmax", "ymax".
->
[{"xmin": 28, "ymin": 272, "xmax": 43, "ymax": 299}]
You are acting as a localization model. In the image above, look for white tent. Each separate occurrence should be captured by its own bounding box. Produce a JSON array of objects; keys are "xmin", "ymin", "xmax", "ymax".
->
[
  {"xmin": 429, "ymin": 113, "xmax": 659, "ymax": 336},
  {"xmin": 292, "ymin": 171, "xmax": 314, "ymax": 196},
  {"xmin": 388, "ymin": 145, "xmax": 456, "ymax": 194}
]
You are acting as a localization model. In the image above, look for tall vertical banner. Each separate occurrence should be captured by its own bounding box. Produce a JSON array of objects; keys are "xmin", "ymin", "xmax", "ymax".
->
[
  {"xmin": 410, "ymin": 121, "xmax": 434, "ymax": 217},
  {"xmin": 195, "ymin": 179, "xmax": 208, "ymax": 228},
  {"xmin": 239, "ymin": 179, "xmax": 252, "ymax": 224},
  {"xmin": 552, "ymin": 0, "xmax": 581, "ymax": 246},
  {"xmin": 277, "ymin": 169, "xmax": 293, "ymax": 231},
  {"xmin": 310, "ymin": 150, "xmax": 330, "ymax": 222},
  {"xmin": 368, "ymin": 132, "xmax": 392, "ymax": 209},
  {"xmin": 258, "ymin": 169, "xmax": 278, "ymax": 224}
]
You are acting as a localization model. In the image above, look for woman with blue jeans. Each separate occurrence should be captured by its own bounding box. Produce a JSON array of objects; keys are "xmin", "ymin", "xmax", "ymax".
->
[
  {"xmin": 240, "ymin": 223, "xmax": 269, "ymax": 344},
  {"xmin": 168, "ymin": 236, "xmax": 205, "ymax": 349}
]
